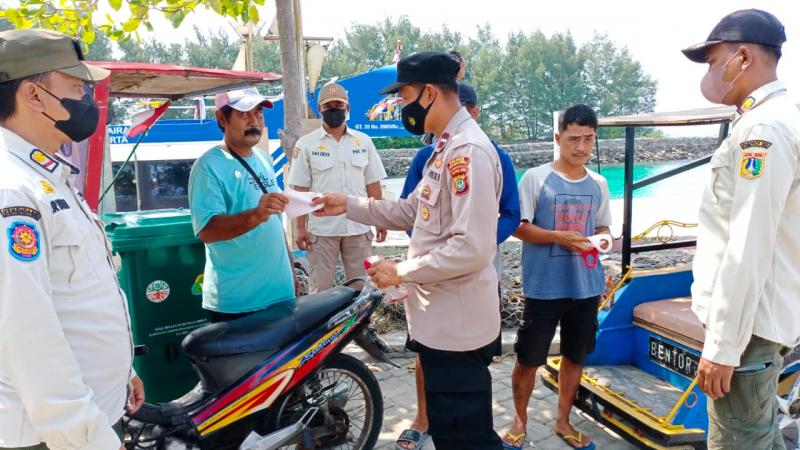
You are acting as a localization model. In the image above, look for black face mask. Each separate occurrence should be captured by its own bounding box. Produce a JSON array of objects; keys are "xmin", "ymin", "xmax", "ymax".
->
[
  {"xmin": 401, "ymin": 87, "xmax": 434, "ymax": 135},
  {"xmin": 37, "ymin": 84, "xmax": 100, "ymax": 143},
  {"xmin": 321, "ymin": 108, "xmax": 347, "ymax": 128}
]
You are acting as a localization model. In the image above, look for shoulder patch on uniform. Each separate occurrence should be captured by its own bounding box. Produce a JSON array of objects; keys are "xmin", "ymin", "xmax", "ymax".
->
[
  {"xmin": 447, "ymin": 156, "xmax": 470, "ymax": 196},
  {"xmin": 739, "ymin": 140, "xmax": 772, "ymax": 150},
  {"xmin": 39, "ymin": 179, "xmax": 55, "ymax": 194},
  {"xmin": 7, "ymin": 221, "xmax": 41, "ymax": 261},
  {"xmin": 1, "ymin": 207, "xmax": 41, "ymax": 221},
  {"xmin": 30, "ymin": 149, "xmax": 59, "ymax": 173},
  {"xmin": 740, "ymin": 151, "xmax": 766, "ymax": 179}
]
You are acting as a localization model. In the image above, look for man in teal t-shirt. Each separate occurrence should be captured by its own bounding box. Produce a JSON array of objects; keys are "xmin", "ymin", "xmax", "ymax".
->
[{"xmin": 188, "ymin": 87, "xmax": 296, "ymax": 321}]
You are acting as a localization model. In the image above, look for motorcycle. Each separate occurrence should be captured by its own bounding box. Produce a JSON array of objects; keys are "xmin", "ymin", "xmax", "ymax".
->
[{"xmin": 124, "ymin": 278, "xmax": 391, "ymax": 450}]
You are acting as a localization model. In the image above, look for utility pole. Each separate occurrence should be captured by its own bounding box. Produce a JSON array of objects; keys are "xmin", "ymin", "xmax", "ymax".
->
[
  {"xmin": 275, "ymin": 0, "xmax": 304, "ymax": 156},
  {"xmin": 243, "ymin": 22, "xmax": 254, "ymax": 72},
  {"xmin": 293, "ymin": 0, "xmax": 309, "ymax": 119},
  {"xmin": 232, "ymin": 21, "xmax": 255, "ymax": 72}
]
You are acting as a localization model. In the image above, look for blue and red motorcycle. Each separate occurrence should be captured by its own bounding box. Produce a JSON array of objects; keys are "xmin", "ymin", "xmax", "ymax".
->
[{"xmin": 124, "ymin": 279, "xmax": 389, "ymax": 450}]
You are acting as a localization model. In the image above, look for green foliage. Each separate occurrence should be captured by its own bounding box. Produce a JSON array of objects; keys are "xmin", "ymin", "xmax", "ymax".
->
[
  {"xmin": 0, "ymin": 0, "xmax": 261, "ymax": 46},
  {"xmin": 580, "ymin": 34, "xmax": 658, "ymax": 139},
  {"xmin": 2, "ymin": 5, "xmax": 658, "ymax": 141},
  {"xmin": 322, "ymin": 18, "xmax": 658, "ymax": 142},
  {"xmin": 320, "ymin": 16, "xmax": 463, "ymax": 83}
]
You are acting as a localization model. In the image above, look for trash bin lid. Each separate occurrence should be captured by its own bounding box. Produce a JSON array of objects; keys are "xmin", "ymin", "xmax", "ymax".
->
[{"xmin": 104, "ymin": 208, "xmax": 195, "ymax": 240}]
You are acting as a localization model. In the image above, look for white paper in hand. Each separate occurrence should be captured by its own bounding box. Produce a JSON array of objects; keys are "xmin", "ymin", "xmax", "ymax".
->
[
  {"xmin": 284, "ymin": 187, "xmax": 323, "ymax": 219},
  {"xmin": 587, "ymin": 233, "xmax": 613, "ymax": 253}
]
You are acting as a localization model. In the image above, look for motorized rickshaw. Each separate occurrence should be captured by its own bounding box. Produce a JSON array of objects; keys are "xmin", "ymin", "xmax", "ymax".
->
[{"xmin": 541, "ymin": 106, "xmax": 800, "ymax": 449}]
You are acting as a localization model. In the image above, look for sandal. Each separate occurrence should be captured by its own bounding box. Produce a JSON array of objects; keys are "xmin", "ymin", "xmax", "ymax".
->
[
  {"xmin": 396, "ymin": 428, "xmax": 429, "ymax": 449},
  {"xmin": 502, "ymin": 431, "xmax": 527, "ymax": 449},
  {"xmin": 556, "ymin": 431, "xmax": 595, "ymax": 449}
]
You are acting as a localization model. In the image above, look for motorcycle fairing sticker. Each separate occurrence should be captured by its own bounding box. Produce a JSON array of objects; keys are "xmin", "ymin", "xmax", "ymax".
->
[{"xmin": 194, "ymin": 309, "xmax": 367, "ymax": 436}]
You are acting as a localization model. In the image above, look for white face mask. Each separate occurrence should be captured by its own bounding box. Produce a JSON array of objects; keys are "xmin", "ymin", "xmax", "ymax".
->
[{"xmin": 700, "ymin": 51, "xmax": 745, "ymax": 104}]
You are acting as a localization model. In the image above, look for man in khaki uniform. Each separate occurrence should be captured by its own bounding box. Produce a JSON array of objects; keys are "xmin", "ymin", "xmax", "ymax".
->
[
  {"xmin": 314, "ymin": 51, "xmax": 504, "ymax": 450},
  {"xmin": 0, "ymin": 29, "xmax": 143, "ymax": 450},
  {"xmin": 683, "ymin": 9, "xmax": 800, "ymax": 449},
  {"xmin": 288, "ymin": 83, "xmax": 387, "ymax": 292}
]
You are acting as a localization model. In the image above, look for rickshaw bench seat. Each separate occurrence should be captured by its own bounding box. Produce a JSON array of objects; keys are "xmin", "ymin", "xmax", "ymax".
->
[{"xmin": 633, "ymin": 297, "xmax": 704, "ymax": 351}]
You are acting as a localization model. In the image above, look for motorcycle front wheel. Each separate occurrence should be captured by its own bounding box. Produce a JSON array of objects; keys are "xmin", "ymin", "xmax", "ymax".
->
[{"xmin": 274, "ymin": 353, "xmax": 383, "ymax": 449}]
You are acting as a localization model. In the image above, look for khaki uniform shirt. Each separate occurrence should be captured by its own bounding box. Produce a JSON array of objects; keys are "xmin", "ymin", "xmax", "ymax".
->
[
  {"xmin": 0, "ymin": 127, "xmax": 133, "ymax": 449},
  {"xmin": 288, "ymin": 126, "xmax": 386, "ymax": 236},
  {"xmin": 692, "ymin": 80, "xmax": 800, "ymax": 366},
  {"xmin": 347, "ymin": 108, "xmax": 503, "ymax": 352}
]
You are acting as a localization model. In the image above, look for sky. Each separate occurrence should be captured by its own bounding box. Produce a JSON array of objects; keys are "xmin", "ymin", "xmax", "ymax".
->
[{"xmin": 135, "ymin": 0, "xmax": 800, "ymax": 136}]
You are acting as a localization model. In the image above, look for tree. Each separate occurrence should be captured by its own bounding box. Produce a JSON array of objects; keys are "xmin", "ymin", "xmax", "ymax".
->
[
  {"xmin": 184, "ymin": 27, "xmax": 238, "ymax": 70},
  {"xmin": 84, "ymin": 27, "xmax": 114, "ymax": 60},
  {"xmin": 465, "ymin": 25, "xmax": 510, "ymax": 140},
  {"xmin": 321, "ymin": 16, "xmax": 421, "ymax": 81},
  {"xmin": 580, "ymin": 34, "xmax": 657, "ymax": 137},
  {"xmin": 0, "ymin": 0, "xmax": 266, "ymax": 46},
  {"xmin": 500, "ymin": 31, "xmax": 587, "ymax": 141}
]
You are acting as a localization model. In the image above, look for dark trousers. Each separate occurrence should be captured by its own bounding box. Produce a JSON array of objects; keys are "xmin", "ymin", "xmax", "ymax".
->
[{"xmin": 412, "ymin": 337, "xmax": 503, "ymax": 450}]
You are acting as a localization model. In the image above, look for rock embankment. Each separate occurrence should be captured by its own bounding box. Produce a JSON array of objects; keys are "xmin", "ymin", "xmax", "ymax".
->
[{"xmin": 378, "ymin": 137, "xmax": 720, "ymax": 177}]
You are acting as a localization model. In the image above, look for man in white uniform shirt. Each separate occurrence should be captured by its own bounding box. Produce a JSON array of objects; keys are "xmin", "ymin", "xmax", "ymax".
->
[
  {"xmin": 683, "ymin": 9, "xmax": 800, "ymax": 449},
  {"xmin": 0, "ymin": 29, "xmax": 143, "ymax": 450},
  {"xmin": 289, "ymin": 82, "xmax": 387, "ymax": 292}
]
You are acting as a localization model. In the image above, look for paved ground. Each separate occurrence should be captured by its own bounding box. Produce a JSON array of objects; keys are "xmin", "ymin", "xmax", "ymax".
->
[
  {"xmin": 345, "ymin": 331, "xmax": 637, "ymax": 450},
  {"xmin": 347, "ymin": 331, "xmax": 800, "ymax": 450}
]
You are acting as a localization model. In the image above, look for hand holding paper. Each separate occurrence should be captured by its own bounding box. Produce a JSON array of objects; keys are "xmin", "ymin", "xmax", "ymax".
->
[
  {"xmin": 283, "ymin": 187, "xmax": 324, "ymax": 219},
  {"xmin": 588, "ymin": 233, "xmax": 613, "ymax": 253},
  {"xmin": 581, "ymin": 233, "xmax": 614, "ymax": 269}
]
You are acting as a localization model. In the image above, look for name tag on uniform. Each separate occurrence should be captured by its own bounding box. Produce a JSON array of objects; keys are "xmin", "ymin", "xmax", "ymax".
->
[
  {"xmin": 50, "ymin": 198, "xmax": 71, "ymax": 215},
  {"xmin": 427, "ymin": 167, "xmax": 442, "ymax": 183}
]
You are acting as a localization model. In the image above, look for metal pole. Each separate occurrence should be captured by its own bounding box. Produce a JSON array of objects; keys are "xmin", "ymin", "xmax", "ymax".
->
[
  {"xmin": 595, "ymin": 135, "xmax": 601, "ymax": 174},
  {"xmin": 622, "ymin": 126, "xmax": 635, "ymax": 271},
  {"xmin": 717, "ymin": 122, "xmax": 730, "ymax": 146},
  {"xmin": 98, "ymin": 129, "xmax": 148, "ymax": 203},
  {"xmin": 134, "ymin": 152, "xmax": 143, "ymax": 211}
]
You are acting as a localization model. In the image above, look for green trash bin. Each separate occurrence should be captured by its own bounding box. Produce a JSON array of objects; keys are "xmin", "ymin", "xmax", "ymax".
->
[{"xmin": 104, "ymin": 209, "xmax": 209, "ymax": 403}]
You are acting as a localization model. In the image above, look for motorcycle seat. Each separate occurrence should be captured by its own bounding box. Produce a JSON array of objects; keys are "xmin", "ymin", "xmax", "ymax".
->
[{"xmin": 182, "ymin": 286, "xmax": 356, "ymax": 359}]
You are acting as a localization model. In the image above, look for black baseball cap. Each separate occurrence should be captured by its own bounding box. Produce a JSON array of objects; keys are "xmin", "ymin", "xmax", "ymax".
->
[
  {"xmin": 379, "ymin": 51, "xmax": 460, "ymax": 94},
  {"xmin": 682, "ymin": 9, "xmax": 786, "ymax": 63},
  {"xmin": 458, "ymin": 82, "xmax": 477, "ymax": 105}
]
